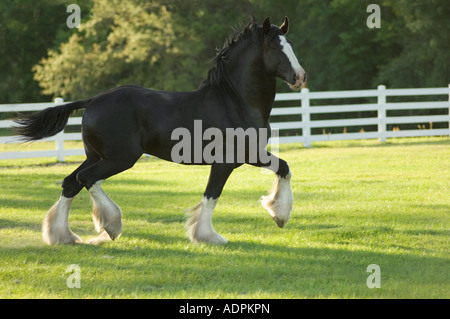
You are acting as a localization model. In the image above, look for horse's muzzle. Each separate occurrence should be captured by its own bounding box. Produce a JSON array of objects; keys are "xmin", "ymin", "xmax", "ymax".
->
[{"xmin": 288, "ymin": 71, "xmax": 307, "ymax": 91}]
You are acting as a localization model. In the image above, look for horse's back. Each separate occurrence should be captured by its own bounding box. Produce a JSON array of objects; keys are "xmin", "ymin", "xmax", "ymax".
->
[{"xmin": 80, "ymin": 85, "xmax": 204, "ymax": 161}]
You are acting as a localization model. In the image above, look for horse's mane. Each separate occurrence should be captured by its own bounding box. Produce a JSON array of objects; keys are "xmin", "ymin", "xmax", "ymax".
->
[{"xmin": 199, "ymin": 19, "xmax": 263, "ymax": 90}]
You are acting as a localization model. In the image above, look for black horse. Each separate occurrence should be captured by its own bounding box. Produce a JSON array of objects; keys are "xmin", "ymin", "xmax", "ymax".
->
[{"xmin": 14, "ymin": 17, "xmax": 306, "ymax": 245}]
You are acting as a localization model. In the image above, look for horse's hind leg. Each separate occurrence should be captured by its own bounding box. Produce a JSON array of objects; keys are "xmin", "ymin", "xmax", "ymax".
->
[
  {"xmin": 43, "ymin": 160, "xmax": 93, "ymax": 245},
  {"xmin": 88, "ymin": 179, "xmax": 123, "ymax": 242},
  {"xmin": 186, "ymin": 163, "xmax": 236, "ymax": 244},
  {"xmin": 76, "ymin": 157, "xmax": 140, "ymax": 242},
  {"xmin": 42, "ymin": 197, "xmax": 81, "ymax": 245}
]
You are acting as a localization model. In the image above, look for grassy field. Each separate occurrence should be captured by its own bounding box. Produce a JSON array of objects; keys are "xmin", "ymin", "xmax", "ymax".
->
[{"xmin": 0, "ymin": 137, "xmax": 449, "ymax": 298}]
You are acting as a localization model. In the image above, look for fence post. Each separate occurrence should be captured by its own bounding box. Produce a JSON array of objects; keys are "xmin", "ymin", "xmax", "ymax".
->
[
  {"xmin": 301, "ymin": 87, "xmax": 311, "ymax": 148},
  {"xmin": 448, "ymin": 84, "xmax": 450, "ymax": 138},
  {"xmin": 377, "ymin": 85, "xmax": 386, "ymax": 142},
  {"xmin": 54, "ymin": 97, "xmax": 65, "ymax": 162}
]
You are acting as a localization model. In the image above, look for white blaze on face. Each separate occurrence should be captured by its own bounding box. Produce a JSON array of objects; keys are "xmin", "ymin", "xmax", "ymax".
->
[{"xmin": 279, "ymin": 35, "xmax": 305, "ymax": 88}]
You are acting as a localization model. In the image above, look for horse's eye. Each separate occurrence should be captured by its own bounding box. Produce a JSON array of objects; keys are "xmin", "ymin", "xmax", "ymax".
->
[{"xmin": 270, "ymin": 44, "xmax": 277, "ymax": 50}]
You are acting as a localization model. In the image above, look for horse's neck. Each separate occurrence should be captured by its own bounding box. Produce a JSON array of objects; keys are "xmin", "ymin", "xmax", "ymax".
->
[{"xmin": 227, "ymin": 43, "xmax": 276, "ymax": 124}]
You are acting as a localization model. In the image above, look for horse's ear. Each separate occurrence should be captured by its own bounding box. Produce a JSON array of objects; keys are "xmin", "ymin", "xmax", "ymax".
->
[
  {"xmin": 280, "ymin": 16, "xmax": 289, "ymax": 35},
  {"xmin": 263, "ymin": 17, "xmax": 271, "ymax": 35}
]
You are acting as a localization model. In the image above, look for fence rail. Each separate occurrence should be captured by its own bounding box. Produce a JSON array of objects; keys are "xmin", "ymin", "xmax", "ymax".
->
[
  {"xmin": 1, "ymin": 85, "xmax": 449, "ymax": 161},
  {"xmin": 271, "ymin": 84, "xmax": 450, "ymax": 147}
]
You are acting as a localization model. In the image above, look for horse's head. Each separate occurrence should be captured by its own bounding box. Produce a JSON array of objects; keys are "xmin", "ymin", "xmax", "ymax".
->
[{"xmin": 262, "ymin": 17, "xmax": 306, "ymax": 91}]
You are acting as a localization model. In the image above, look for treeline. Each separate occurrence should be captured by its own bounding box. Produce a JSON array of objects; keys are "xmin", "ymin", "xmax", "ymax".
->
[{"xmin": 1, "ymin": 0, "xmax": 449, "ymax": 103}]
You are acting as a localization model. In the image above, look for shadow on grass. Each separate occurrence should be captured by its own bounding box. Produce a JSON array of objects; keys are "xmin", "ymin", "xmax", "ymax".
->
[
  {"xmin": 0, "ymin": 160, "xmax": 84, "ymax": 170},
  {"xmin": 313, "ymin": 137, "xmax": 450, "ymax": 149},
  {"xmin": 277, "ymin": 137, "xmax": 450, "ymax": 152},
  {"xmin": 0, "ymin": 232, "xmax": 448, "ymax": 298},
  {"xmin": 0, "ymin": 218, "xmax": 40, "ymax": 231}
]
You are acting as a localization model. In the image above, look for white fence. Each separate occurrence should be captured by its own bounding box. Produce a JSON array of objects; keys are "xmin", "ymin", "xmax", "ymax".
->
[
  {"xmin": 272, "ymin": 84, "xmax": 450, "ymax": 147},
  {"xmin": 1, "ymin": 85, "xmax": 449, "ymax": 161},
  {"xmin": 0, "ymin": 98, "xmax": 85, "ymax": 161}
]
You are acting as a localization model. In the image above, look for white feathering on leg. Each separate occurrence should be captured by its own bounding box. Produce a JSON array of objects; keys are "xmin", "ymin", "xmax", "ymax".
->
[
  {"xmin": 89, "ymin": 180, "xmax": 122, "ymax": 241},
  {"xmin": 42, "ymin": 196, "xmax": 82, "ymax": 245},
  {"xmin": 261, "ymin": 171, "xmax": 293, "ymax": 228},
  {"xmin": 185, "ymin": 196, "xmax": 227, "ymax": 244}
]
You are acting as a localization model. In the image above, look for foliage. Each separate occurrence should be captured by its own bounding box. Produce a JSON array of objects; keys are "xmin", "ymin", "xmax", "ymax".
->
[
  {"xmin": 0, "ymin": 0, "xmax": 64, "ymax": 103},
  {"xmin": 375, "ymin": 0, "xmax": 450, "ymax": 88},
  {"xmin": 32, "ymin": 0, "xmax": 255, "ymax": 99},
  {"xmin": 0, "ymin": 0, "xmax": 449, "ymax": 102},
  {"xmin": 33, "ymin": 0, "xmax": 176, "ymax": 99}
]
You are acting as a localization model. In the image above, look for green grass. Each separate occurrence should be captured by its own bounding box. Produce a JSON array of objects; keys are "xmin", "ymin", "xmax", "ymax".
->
[{"xmin": 0, "ymin": 137, "xmax": 449, "ymax": 298}]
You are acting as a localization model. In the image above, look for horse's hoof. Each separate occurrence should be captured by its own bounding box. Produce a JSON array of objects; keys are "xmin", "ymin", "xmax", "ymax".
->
[
  {"xmin": 42, "ymin": 229, "xmax": 82, "ymax": 245},
  {"xmin": 272, "ymin": 215, "xmax": 286, "ymax": 228},
  {"xmin": 209, "ymin": 233, "xmax": 228, "ymax": 245},
  {"xmin": 103, "ymin": 222, "xmax": 122, "ymax": 241},
  {"xmin": 191, "ymin": 231, "xmax": 228, "ymax": 245},
  {"xmin": 87, "ymin": 231, "xmax": 112, "ymax": 245}
]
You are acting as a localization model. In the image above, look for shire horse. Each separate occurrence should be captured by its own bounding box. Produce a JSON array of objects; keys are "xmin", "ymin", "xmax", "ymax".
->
[{"xmin": 14, "ymin": 17, "xmax": 306, "ymax": 245}]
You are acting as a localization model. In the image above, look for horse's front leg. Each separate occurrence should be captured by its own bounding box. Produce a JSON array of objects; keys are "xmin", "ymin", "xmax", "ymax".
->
[
  {"xmin": 249, "ymin": 151, "xmax": 293, "ymax": 228},
  {"xmin": 186, "ymin": 163, "xmax": 236, "ymax": 244}
]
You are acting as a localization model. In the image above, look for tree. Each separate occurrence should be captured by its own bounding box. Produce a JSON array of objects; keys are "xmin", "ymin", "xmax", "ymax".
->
[
  {"xmin": 376, "ymin": 0, "xmax": 450, "ymax": 88},
  {"xmin": 0, "ymin": 0, "xmax": 68, "ymax": 103},
  {"xmin": 33, "ymin": 0, "xmax": 175, "ymax": 100},
  {"xmin": 33, "ymin": 0, "xmax": 255, "ymax": 100},
  {"xmin": 4, "ymin": 0, "xmax": 449, "ymax": 103}
]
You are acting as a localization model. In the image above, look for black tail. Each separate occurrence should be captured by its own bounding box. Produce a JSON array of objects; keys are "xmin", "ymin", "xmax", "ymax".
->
[{"xmin": 13, "ymin": 99, "xmax": 91, "ymax": 142}]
